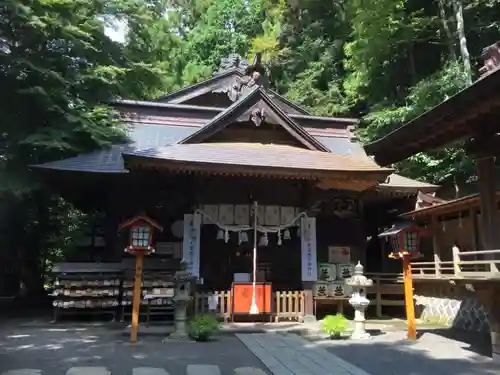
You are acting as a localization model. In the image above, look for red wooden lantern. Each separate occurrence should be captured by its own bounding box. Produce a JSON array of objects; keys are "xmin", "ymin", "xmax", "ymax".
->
[
  {"xmin": 119, "ymin": 215, "xmax": 163, "ymax": 255},
  {"xmin": 118, "ymin": 214, "xmax": 162, "ymax": 343},
  {"xmin": 379, "ymin": 222, "xmax": 427, "ymax": 260}
]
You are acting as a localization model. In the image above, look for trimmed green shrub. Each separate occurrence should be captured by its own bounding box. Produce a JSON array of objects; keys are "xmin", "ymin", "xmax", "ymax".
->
[
  {"xmin": 188, "ymin": 314, "xmax": 220, "ymax": 341},
  {"xmin": 322, "ymin": 313, "xmax": 349, "ymax": 339}
]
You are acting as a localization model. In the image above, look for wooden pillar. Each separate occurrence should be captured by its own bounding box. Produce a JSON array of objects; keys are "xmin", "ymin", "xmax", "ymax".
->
[
  {"xmin": 476, "ymin": 156, "xmax": 500, "ymax": 250},
  {"xmin": 130, "ymin": 252, "xmax": 144, "ymax": 343},
  {"xmin": 474, "ymin": 284, "xmax": 500, "ymax": 362},
  {"xmin": 470, "ymin": 207, "xmax": 480, "ymax": 250},
  {"xmin": 491, "ymin": 287, "xmax": 500, "ymax": 362},
  {"xmin": 430, "ymin": 216, "xmax": 441, "ymax": 276},
  {"xmin": 452, "ymin": 245, "xmax": 461, "ymax": 276}
]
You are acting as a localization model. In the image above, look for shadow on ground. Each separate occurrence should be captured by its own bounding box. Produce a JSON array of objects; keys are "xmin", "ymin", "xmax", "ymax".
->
[
  {"xmin": 0, "ymin": 324, "xmax": 271, "ymax": 374},
  {"xmin": 304, "ymin": 327, "xmax": 496, "ymax": 375}
]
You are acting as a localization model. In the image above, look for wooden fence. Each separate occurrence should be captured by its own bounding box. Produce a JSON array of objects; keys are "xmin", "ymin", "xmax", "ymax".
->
[
  {"xmin": 411, "ymin": 248, "xmax": 500, "ymax": 279},
  {"xmin": 193, "ymin": 290, "xmax": 232, "ymax": 322},
  {"xmin": 193, "ymin": 290, "xmax": 305, "ymax": 322},
  {"xmin": 194, "ymin": 274, "xmax": 407, "ymax": 321},
  {"xmin": 274, "ymin": 291, "xmax": 305, "ymax": 321}
]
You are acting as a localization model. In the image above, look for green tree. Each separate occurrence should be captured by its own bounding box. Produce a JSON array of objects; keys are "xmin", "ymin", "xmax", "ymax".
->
[{"xmin": 0, "ymin": 0, "xmax": 168, "ymax": 298}]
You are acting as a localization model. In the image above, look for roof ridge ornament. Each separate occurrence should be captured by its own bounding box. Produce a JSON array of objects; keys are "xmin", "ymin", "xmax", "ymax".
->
[
  {"xmin": 226, "ymin": 52, "xmax": 269, "ymax": 102},
  {"xmin": 215, "ymin": 53, "xmax": 249, "ymax": 75}
]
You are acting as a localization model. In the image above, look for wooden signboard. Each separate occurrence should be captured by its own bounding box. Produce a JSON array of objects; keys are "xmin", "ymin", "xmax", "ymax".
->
[{"xmin": 231, "ymin": 282, "xmax": 272, "ymax": 314}]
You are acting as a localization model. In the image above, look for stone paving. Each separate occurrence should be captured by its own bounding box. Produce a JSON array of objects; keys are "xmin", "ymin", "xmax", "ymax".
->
[
  {"xmin": 0, "ymin": 325, "xmax": 270, "ymax": 375},
  {"xmin": 237, "ymin": 333, "xmax": 372, "ymax": 375},
  {"xmin": 0, "ymin": 365, "xmax": 269, "ymax": 375},
  {"xmin": 313, "ymin": 330, "xmax": 499, "ymax": 375},
  {"xmin": 2, "ymin": 319, "xmax": 500, "ymax": 375}
]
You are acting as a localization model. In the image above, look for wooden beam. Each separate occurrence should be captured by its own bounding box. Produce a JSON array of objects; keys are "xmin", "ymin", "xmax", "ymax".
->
[{"xmin": 476, "ymin": 156, "xmax": 500, "ymax": 250}]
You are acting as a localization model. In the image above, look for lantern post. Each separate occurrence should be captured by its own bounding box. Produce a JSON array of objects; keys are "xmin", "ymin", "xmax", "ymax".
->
[
  {"xmin": 378, "ymin": 222, "xmax": 426, "ymax": 340},
  {"xmin": 119, "ymin": 215, "xmax": 163, "ymax": 343}
]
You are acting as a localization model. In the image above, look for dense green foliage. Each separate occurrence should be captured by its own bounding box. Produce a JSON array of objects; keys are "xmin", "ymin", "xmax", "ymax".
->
[{"xmin": 2, "ymin": 0, "xmax": 500, "ymax": 298}]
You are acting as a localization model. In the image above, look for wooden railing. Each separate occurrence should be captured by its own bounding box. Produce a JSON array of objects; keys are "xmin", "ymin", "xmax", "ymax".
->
[
  {"xmin": 366, "ymin": 273, "xmax": 404, "ymax": 317},
  {"xmin": 411, "ymin": 248, "xmax": 500, "ymax": 279},
  {"xmin": 274, "ymin": 291, "xmax": 304, "ymax": 321},
  {"xmin": 193, "ymin": 290, "xmax": 304, "ymax": 321},
  {"xmin": 410, "ymin": 261, "xmax": 455, "ymax": 277},
  {"xmin": 193, "ymin": 290, "xmax": 232, "ymax": 321}
]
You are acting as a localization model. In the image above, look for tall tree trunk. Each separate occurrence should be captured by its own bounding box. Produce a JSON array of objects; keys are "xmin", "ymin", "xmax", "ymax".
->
[
  {"xmin": 452, "ymin": 0, "xmax": 472, "ymax": 83},
  {"xmin": 408, "ymin": 40, "xmax": 417, "ymax": 84},
  {"xmin": 438, "ymin": 0, "xmax": 457, "ymax": 61}
]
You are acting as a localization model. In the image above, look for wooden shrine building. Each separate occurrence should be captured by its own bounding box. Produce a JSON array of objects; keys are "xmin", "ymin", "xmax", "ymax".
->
[
  {"xmin": 365, "ymin": 41, "xmax": 500, "ymax": 360},
  {"xmin": 32, "ymin": 54, "xmax": 436, "ymax": 321}
]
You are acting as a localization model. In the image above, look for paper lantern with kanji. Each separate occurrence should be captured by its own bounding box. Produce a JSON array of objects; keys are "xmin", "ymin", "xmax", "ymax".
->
[{"xmin": 119, "ymin": 215, "xmax": 163, "ymax": 255}]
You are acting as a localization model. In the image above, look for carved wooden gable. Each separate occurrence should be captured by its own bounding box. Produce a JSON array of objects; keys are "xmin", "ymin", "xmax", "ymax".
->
[{"xmin": 178, "ymin": 87, "xmax": 330, "ymax": 152}]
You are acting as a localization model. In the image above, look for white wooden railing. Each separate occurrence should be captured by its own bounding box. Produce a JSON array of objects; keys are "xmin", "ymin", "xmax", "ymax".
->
[{"xmin": 411, "ymin": 248, "xmax": 500, "ymax": 279}]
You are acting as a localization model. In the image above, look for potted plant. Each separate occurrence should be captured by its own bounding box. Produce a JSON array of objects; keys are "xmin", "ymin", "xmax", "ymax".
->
[
  {"xmin": 322, "ymin": 313, "xmax": 349, "ymax": 339},
  {"xmin": 188, "ymin": 313, "xmax": 220, "ymax": 341}
]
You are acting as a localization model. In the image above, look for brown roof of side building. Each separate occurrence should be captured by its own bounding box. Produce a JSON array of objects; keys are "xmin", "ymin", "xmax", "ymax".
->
[{"xmin": 400, "ymin": 191, "xmax": 500, "ymax": 219}]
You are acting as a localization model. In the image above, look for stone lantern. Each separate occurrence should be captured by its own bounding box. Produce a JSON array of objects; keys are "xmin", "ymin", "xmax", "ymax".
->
[
  {"xmin": 346, "ymin": 261, "xmax": 373, "ymax": 340},
  {"xmin": 169, "ymin": 260, "xmax": 193, "ymax": 339}
]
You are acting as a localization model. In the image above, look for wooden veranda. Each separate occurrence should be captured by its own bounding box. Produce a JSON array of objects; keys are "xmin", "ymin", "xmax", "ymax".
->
[{"xmin": 365, "ymin": 41, "xmax": 500, "ymax": 360}]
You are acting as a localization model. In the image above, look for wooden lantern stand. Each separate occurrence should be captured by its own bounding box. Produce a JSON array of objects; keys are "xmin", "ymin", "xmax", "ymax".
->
[
  {"xmin": 380, "ymin": 223, "xmax": 427, "ymax": 341},
  {"xmin": 130, "ymin": 248, "xmax": 146, "ymax": 343},
  {"xmin": 119, "ymin": 215, "xmax": 163, "ymax": 343},
  {"xmin": 390, "ymin": 251, "xmax": 419, "ymax": 340}
]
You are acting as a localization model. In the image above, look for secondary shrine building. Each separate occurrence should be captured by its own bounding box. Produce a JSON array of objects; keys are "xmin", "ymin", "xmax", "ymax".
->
[{"xmin": 33, "ymin": 54, "xmax": 436, "ymax": 320}]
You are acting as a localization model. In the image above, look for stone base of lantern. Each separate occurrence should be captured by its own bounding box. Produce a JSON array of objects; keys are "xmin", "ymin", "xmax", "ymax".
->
[
  {"xmin": 168, "ymin": 297, "xmax": 190, "ymax": 340},
  {"xmin": 350, "ymin": 319, "xmax": 371, "ymax": 340}
]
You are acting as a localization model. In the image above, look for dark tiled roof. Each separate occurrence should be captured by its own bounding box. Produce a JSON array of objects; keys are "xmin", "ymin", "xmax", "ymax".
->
[
  {"xmin": 315, "ymin": 136, "xmax": 371, "ymax": 160},
  {"xmin": 128, "ymin": 123, "xmax": 194, "ymax": 150},
  {"xmin": 32, "ymin": 123, "xmax": 196, "ymax": 173},
  {"xmin": 31, "ymin": 120, "xmax": 386, "ymax": 175},
  {"xmin": 124, "ymin": 143, "xmax": 391, "ymax": 173},
  {"xmin": 33, "ymin": 146, "xmax": 128, "ymax": 173}
]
